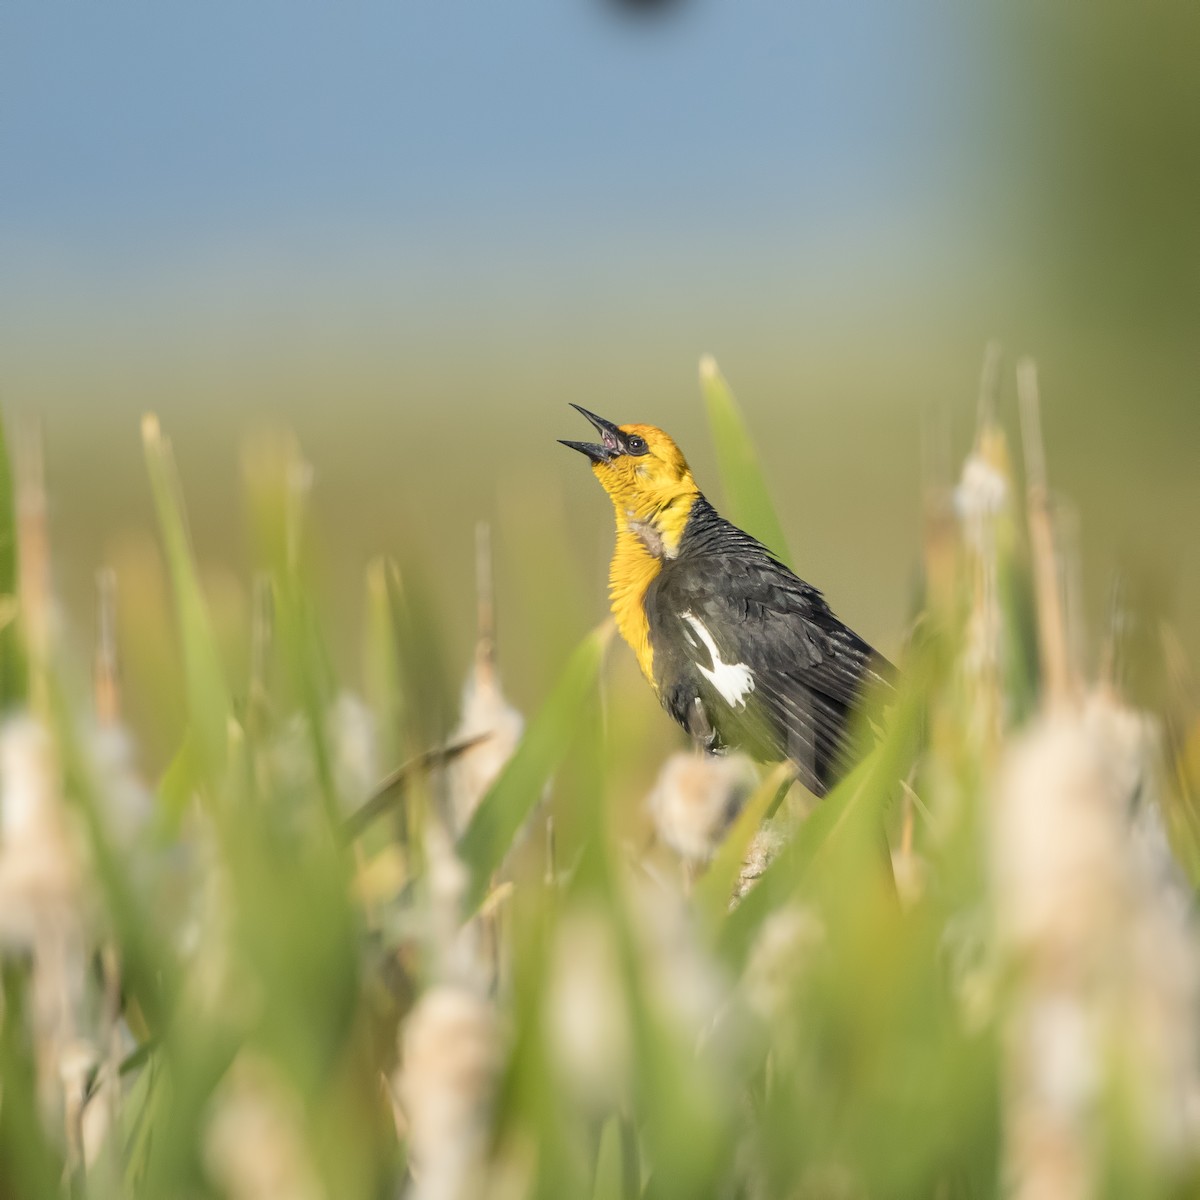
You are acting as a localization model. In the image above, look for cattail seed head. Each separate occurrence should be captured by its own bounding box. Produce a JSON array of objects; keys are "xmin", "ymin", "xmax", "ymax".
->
[
  {"xmin": 398, "ymin": 985, "xmax": 502, "ymax": 1200},
  {"xmin": 648, "ymin": 751, "xmax": 757, "ymax": 866}
]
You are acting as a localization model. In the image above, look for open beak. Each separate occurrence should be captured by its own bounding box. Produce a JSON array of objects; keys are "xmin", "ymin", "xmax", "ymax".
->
[{"xmin": 559, "ymin": 404, "xmax": 623, "ymax": 464}]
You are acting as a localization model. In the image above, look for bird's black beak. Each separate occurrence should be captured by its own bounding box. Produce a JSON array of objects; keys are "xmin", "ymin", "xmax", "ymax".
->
[{"xmin": 559, "ymin": 404, "xmax": 623, "ymax": 464}]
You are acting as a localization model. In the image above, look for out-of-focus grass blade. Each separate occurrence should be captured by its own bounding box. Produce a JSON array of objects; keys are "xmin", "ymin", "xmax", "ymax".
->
[
  {"xmin": 342, "ymin": 732, "xmax": 490, "ymax": 844},
  {"xmin": 593, "ymin": 1114, "xmax": 637, "ymax": 1200},
  {"xmin": 694, "ymin": 761, "xmax": 794, "ymax": 930},
  {"xmin": 156, "ymin": 730, "xmax": 200, "ymax": 831},
  {"xmin": 364, "ymin": 556, "xmax": 406, "ymax": 764},
  {"xmin": 49, "ymin": 674, "xmax": 177, "ymax": 1029},
  {"xmin": 387, "ymin": 557, "xmax": 456, "ymax": 751},
  {"xmin": 142, "ymin": 415, "xmax": 231, "ymax": 786},
  {"xmin": 243, "ymin": 432, "xmax": 342, "ymax": 830},
  {"xmin": 561, "ymin": 714, "xmax": 732, "ymax": 1199},
  {"xmin": 720, "ymin": 681, "xmax": 922, "ymax": 969},
  {"xmin": 0, "ymin": 417, "xmax": 25, "ymax": 707},
  {"xmin": 0, "ymin": 964, "xmax": 63, "ymax": 1196},
  {"xmin": 699, "ymin": 355, "xmax": 791, "ymax": 562},
  {"xmin": 458, "ymin": 622, "xmax": 612, "ymax": 912}
]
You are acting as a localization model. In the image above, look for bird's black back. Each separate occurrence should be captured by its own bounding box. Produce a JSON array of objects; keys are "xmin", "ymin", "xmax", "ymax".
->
[{"xmin": 644, "ymin": 496, "xmax": 894, "ymax": 795}]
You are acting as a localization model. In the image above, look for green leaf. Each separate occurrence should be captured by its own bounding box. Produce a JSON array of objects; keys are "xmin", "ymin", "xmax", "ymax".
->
[
  {"xmin": 0, "ymin": 964, "xmax": 64, "ymax": 1196},
  {"xmin": 48, "ymin": 672, "xmax": 177, "ymax": 1030},
  {"xmin": 593, "ymin": 1114, "xmax": 638, "ymax": 1200},
  {"xmin": 156, "ymin": 728, "xmax": 199, "ymax": 829},
  {"xmin": 142, "ymin": 415, "xmax": 231, "ymax": 787},
  {"xmin": 458, "ymin": 622, "xmax": 612, "ymax": 911},
  {"xmin": 242, "ymin": 432, "xmax": 342, "ymax": 831},
  {"xmin": 719, "ymin": 680, "xmax": 922, "ymax": 969},
  {"xmin": 0, "ymin": 415, "xmax": 26, "ymax": 708},
  {"xmin": 699, "ymin": 355, "xmax": 791, "ymax": 562},
  {"xmin": 363, "ymin": 556, "xmax": 406, "ymax": 764},
  {"xmin": 342, "ymin": 732, "xmax": 489, "ymax": 845}
]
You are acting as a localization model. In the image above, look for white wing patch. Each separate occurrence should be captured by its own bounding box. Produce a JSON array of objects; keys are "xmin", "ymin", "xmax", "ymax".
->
[{"xmin": 681, "ymin": 612, "xmax": 755, "ymax": 708}]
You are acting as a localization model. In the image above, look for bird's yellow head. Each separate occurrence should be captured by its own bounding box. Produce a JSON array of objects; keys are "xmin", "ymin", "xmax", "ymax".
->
[
  {"xmin": 560, "ymin": 405, "xmax": 697, "ymax": 513},
  {"xmin": 560, "ymin": 405, "xmax": 699, "ymax": 554}
]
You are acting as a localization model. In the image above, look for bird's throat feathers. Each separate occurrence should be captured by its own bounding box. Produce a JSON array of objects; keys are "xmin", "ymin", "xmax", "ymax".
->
[
  {"xmin": 590, "ymin": 425, "xmax": 700, "ymax": 560},
  {"xmin": 574, "ymin": 421, "xmax": 700, "ymax": 684}
]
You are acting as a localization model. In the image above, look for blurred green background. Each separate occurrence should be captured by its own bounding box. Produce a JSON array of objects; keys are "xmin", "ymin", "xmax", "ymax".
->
[{"xmin": 2, "ymin": 2, "xmax": 1197, "ymax": 766}]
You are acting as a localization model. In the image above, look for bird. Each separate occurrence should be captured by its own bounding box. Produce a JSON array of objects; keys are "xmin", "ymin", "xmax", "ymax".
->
[{"xmin": 561, "ymin": 405, "xmax": 895, "ymax": 797}]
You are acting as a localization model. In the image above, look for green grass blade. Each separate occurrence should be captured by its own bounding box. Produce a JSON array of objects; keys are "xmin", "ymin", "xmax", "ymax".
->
[
  {"xmin": 0, "ymin": 964, "xmax": 64, "ymax": 1195},
  {"xmin": 142, "ymin": 415, "xmax": 232, "ymax": 786},
  {"xmin": 458, "ymin": 622, "xmax": 612, "ymax": 911},
  {"xmin": 0, "ymin": 416, "xmax": 25, "ymax": 707},
  {"xmin": 719, "ymin": 682, "xmax": 922, "ymax": 969},
  {"xmin": 364, "ymin": 556, "xmax": 406, "ymax": 765},
  {"xmin": 48, "ymin": 673, "xmax": 177, "ymax": 1029},
  {"xmin": 699, "ymin": 354, "xmax": 790, "ymax": 562},
  {"xmin": 242, "ymin": 433, "xmax": 343, "ymax": 831}
]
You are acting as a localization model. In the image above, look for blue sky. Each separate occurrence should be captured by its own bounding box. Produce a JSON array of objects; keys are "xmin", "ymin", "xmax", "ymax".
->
[{"xmin": 2, "ymin": 2, "xmax": 990, "ymax": 293}]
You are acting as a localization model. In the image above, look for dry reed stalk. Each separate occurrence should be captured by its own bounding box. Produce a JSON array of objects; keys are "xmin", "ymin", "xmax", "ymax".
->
[
  {"xmin": 955, "ymin": 344, "xmax": 1012, "ymax": 756},
  {"xmin": 1017, "ymin": 359, "xmax": 1073, "ymax": 707},
  {"xmin": 1056, "ymin": 501, "xmax": 1087, "ymax": 693},
  {"xmin": 734, "ymin": 822, "xmax": 787, "ymax": 902},
  {"xmin": 93, "ymin": 568, "xmax": 121, "ymax": 727},
  {"xmin": 446, "ymin": 523, "xmax": 524, "ymax": 838},
  {"xmin": 473, "ymin": 520, "xmax": 496, "ymax": 688},
  {"xmin": 890, "ymin": 781, "xmax": 928, "ymax": 909}
]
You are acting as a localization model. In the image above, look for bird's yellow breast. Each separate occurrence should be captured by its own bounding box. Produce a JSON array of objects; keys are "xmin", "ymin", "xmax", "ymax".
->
[
  {"xmin": 609, "ymin": 529, "xmax": 662, "ymax": 686},
  {"xmin": 606, "ymin": 494, "xmax": 696, "ymax": 687}
]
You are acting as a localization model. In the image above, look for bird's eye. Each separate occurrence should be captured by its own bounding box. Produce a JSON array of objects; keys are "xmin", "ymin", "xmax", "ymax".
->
[{"xmin": 625, "ymin": 435, "xmax": 648, "ymax": 456}]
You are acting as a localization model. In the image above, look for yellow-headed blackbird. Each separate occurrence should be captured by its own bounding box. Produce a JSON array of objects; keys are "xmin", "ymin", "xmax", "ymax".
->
[{"xmin": 562, "ymin": 405, "xmax": 894, "ymax": 796}]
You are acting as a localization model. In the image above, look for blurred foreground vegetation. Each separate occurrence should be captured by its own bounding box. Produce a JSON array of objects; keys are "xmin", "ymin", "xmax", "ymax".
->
[{"xmin": 0, "ymin": 352, "xmax": 1198, "ymax": 1199}]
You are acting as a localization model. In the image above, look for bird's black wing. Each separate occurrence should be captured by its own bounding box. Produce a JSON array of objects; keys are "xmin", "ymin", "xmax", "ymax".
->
[{"xmin": 645, "ymin": 508, "xmax": 893, "ymax": 795}]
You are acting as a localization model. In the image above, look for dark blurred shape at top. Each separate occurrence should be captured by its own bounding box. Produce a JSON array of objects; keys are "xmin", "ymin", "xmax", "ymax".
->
[{"xmin": 603, "ymin": 0, "xmax": 691, "ymax": 19}]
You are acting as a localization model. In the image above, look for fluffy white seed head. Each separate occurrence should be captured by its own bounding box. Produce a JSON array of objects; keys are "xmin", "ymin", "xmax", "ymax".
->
[
  {"xmin": 0, "ymin": 715, "xmax": 80, "ymax": 911},
  {"xmin": 0, "ymin": 715, "xmax": 93, "ymax": 1121},
  {"xmin": 85, "ymin": 722, "xmax": 153, "ymax": 851},
  {"xmin": 994, "ymin": 695, "xmax": 1200, "ymax": 1194},
  {"xmin": 954, "ymin": 451, "xmax": 1010, "ymax": 546},
  {"xmin": 205, "ymin": 1055, "xmax": 322, "ymax": 1200},
  {"xmin": 329, "ymin": 690, "xmax": 380, "ymax": 807},
  {"xmin": 398, "ymin": 985, "xmax": 502, "ymax": 1200},
  {"xmin": 648, "ymin": 751, "xmax": 758, "ymax": 866},
  {"xmin": 447, "ymin": 672, "xmax": 524, "ymax": 837}
]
